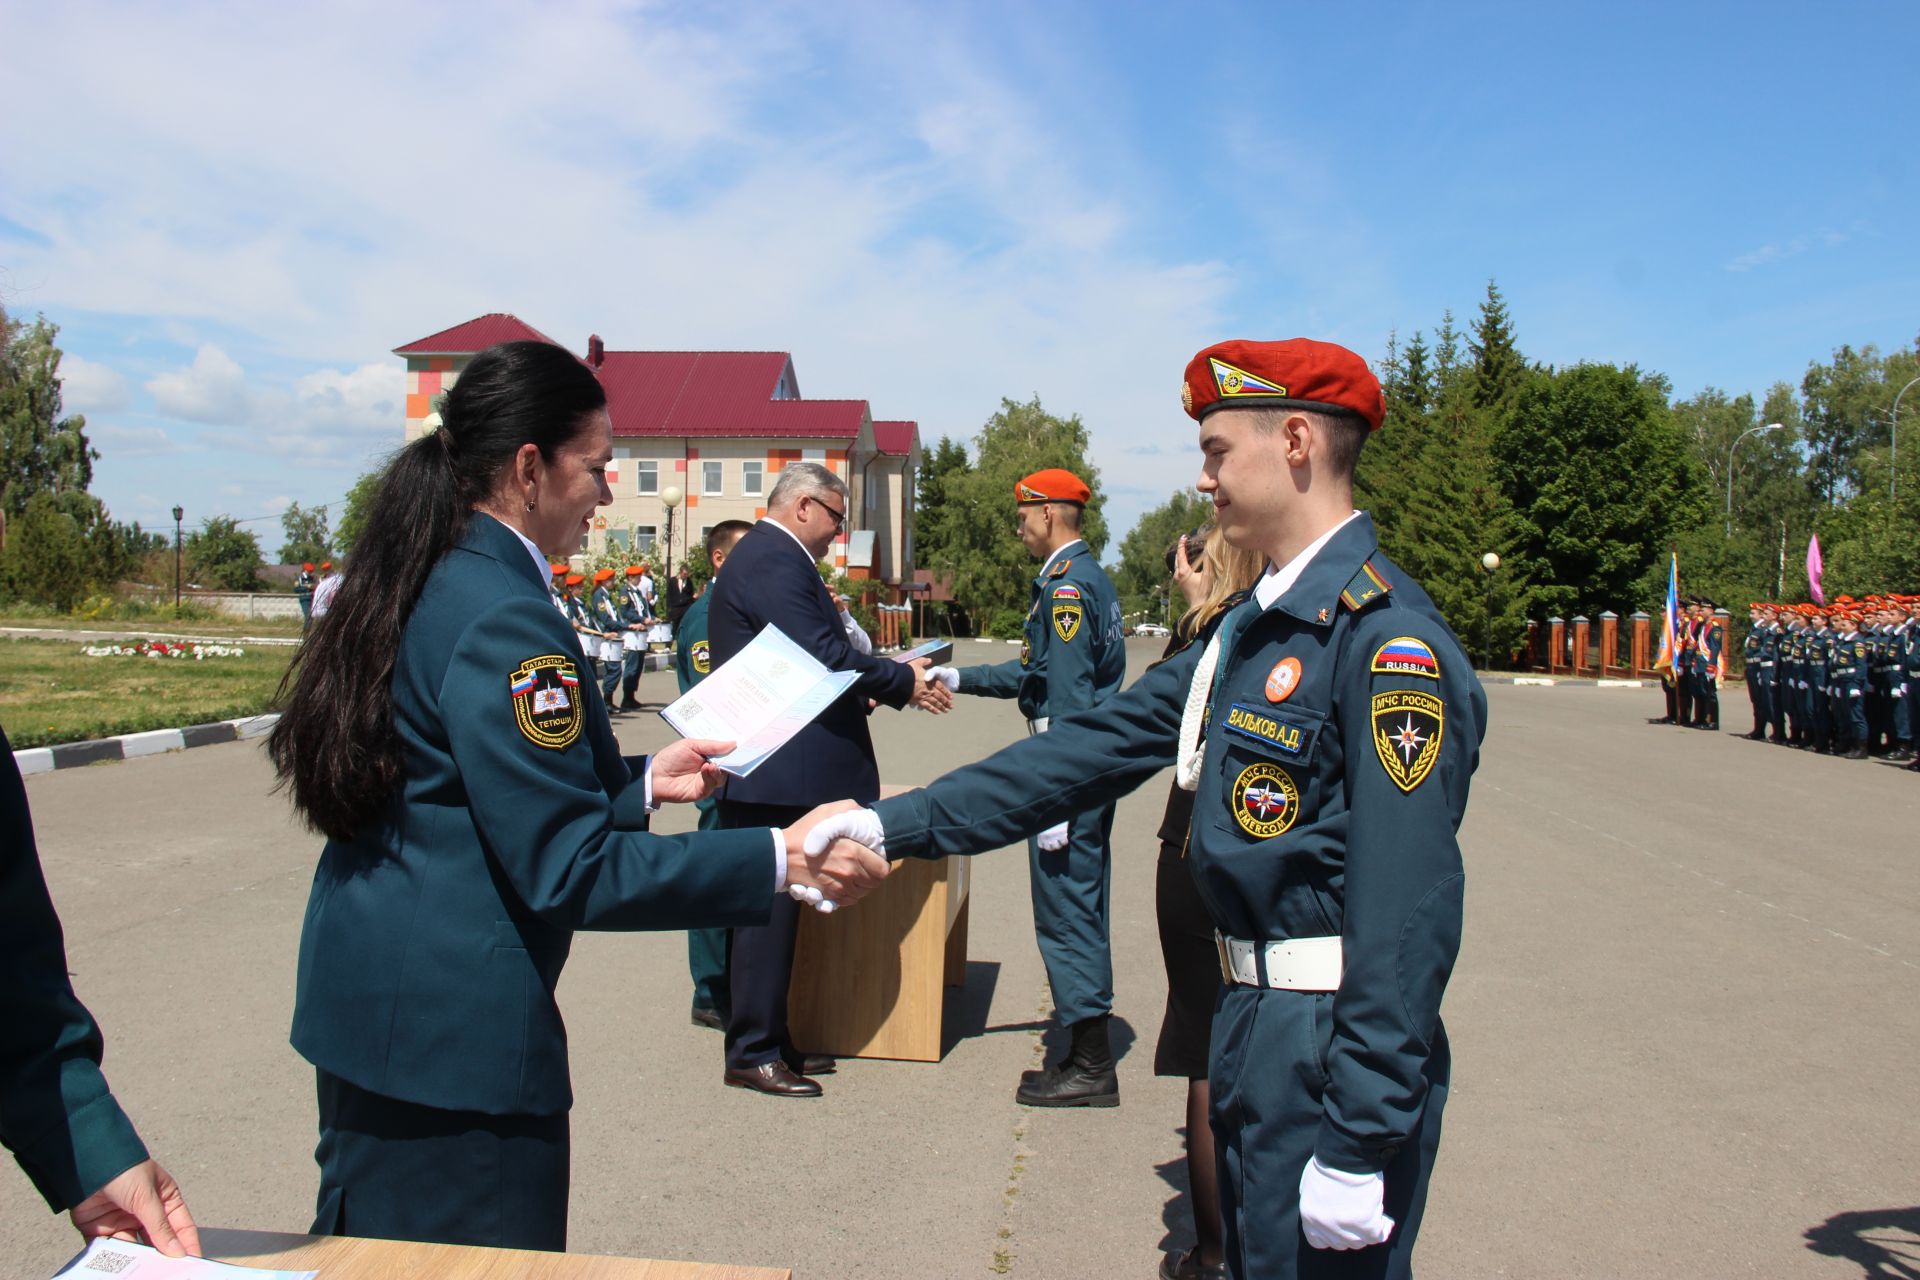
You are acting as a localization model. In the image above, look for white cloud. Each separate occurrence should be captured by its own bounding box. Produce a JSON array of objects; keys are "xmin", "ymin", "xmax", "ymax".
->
[
  {"xmin": 89, "ymin": 423, "xmax": 182, "ymax": 456},
  {"xmin": 1726, "ymin": 230, "xmax": 1850, "ymax": 273},
  {"xmin": 146, "ymin": 345, "xmax": 252, "ymax": 423},
  {"xmin": 59, "ymin": 353, "xmax": 131, "ymax": 413}
]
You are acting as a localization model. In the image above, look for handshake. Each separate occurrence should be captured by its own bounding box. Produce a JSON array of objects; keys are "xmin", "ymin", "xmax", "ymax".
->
[{"xmin": 649, "ymin": 738, "xmax": 892, "ymax": 915}]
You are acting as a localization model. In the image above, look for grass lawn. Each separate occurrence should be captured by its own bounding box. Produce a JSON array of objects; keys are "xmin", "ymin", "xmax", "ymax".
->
[
  {"xmin": 0, "ymin": 611, "xmax": 308, "ymax": 640},
  {"xmin": 0, "ymin": 636, "xmax": 296, "ymax": 749}
]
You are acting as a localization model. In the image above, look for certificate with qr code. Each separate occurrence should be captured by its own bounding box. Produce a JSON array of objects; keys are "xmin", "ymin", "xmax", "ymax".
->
[
  {"xmin": 53, "ymin": 1239, "xmax": 315, "ymax": 1280},
  {"xmin": 659, "ymin": 623, "xmax": 859, "ymax": 777}
]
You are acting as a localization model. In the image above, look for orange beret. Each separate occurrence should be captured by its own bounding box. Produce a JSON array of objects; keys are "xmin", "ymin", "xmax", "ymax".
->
[
  {"xmin": 1015, "ymin": 468, "xmax": 1091, "ymax": 506},
  {"xmin": 302, "ymin": 562, "xmax": 314, "ymax": 572},
  {"xmin": 592, "ymin": 567, "xmax": 615, "ymax": 583},
  {"xmin": 624, "ymin": 564, "xmax": 644, "ymax": 577},
  {"xmin": 1182, "ymin": 338, "xmax": 1385, "ymax": 431},
  {"xmin": 549, "ymin": 562, "xmax": 568, "ymax": 577},
  {"xmin": 564, "ymin": 573, "xmax": 584, "ymax": 586},
  {"xmin": 321, "ymin": 561, "xmax": 333, "ymax": 570}
]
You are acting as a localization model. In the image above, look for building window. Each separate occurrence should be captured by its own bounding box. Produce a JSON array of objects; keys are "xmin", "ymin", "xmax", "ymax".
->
[
  {"xmin": 703, "ymin": 460, "xmax": 723, "ymax": 496},
  {"xmin": 636, "ymin": 460, "xmax": 658, "ymax": 495},
  {"xmin": 606, "ymin": 528, "xmax": 631, "ymax": 550},
  {"xmin": 700, "ymin": 525, "xmax": 714, "ymax": 542},
  {"xmin": 633, "ymin": 525, "xmax": 657, "ymax": 552},
  {"xmin": 742, "ymin": 461, "xmax": 764, "ymax": 497}
]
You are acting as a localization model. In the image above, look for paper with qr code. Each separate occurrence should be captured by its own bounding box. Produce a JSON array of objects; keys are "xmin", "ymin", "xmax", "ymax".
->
[
  {"xmin": 53, "ymin": 1239, "xmax": 316, "ymax": 1280},
  {"xmin": 658, "ymin": 623, "xmax": 859, "ymax": 777}
]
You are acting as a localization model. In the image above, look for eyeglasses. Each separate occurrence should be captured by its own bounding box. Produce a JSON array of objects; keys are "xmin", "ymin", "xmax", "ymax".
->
[{"xmin": 811, "ymin": 496, "xmax": 847, "ymax": 531}]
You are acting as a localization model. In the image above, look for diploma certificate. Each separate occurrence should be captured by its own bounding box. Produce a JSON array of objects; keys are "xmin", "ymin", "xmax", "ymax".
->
[{"xmin": 659, "ymin": 624, "xmax": 860, "ymax": 776}]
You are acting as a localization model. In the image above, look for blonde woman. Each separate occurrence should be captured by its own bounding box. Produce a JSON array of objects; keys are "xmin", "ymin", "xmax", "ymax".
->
[{"xmin": 1153, "ymin": 523, "xmax": 1266, "ymax": 1280}]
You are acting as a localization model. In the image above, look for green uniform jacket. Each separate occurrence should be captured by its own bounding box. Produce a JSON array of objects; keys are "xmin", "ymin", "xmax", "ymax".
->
[
  {"xmin": 876, "ymin": 514, "xmax": 1486, "ymax": 1173},
  {"xmin": 0, "ymin": 726, "xmax": 149, "ymax": 1211},
  {"xmin": 290, "ymin": 513, "xmax": 775, "ymax": 1118},
  {"xmin": 957, "ymin": 538, "xmax": 1125, "ymax": 721},
  {"xmin": 674, "ymin": 589, "xmax": 714, "ymax": 697}
]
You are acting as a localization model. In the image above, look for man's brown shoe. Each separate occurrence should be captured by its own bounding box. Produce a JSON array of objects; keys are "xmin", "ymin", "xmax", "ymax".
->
[{"xmin": 724, "ymin": 1061, "xmax": 822, "ymax": 1097}]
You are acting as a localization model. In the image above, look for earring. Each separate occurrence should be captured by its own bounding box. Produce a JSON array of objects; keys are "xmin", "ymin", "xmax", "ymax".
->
[{"xmin": 525, "ymin": 499, "xmax": 537, "ymax": 512}]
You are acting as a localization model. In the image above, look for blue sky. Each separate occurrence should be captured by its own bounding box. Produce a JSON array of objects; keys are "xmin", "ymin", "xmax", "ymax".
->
[{"xmin": 2, "ymin": 0, "xmax": 1914, "ymax": 555}]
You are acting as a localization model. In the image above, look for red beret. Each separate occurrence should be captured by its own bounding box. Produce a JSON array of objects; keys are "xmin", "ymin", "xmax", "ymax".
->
[
  {"xmin": 592, "ymin": 567, "xmax": 615, "ymax": 583},
  {"xmin": 549, "ymin": 562, "xmax": 568, "ymax": 577},
  {"xmin": 1015, "ymin": 468, "xmax": 1091, "ymax": 506},
  {"xmin": 624, "ymin": 564, "xmax": 644, "ymax": 577},
  {"xmin": 564, "ymin": 573, "xmax": 584, "ymax": 586},
  {"xmin": 1182, "ymin": 338, "xmax": 1385, "ymax": 431},
  {"xmin": 302, "ymin": 562, "xmax": 314, "ymax": 572}
]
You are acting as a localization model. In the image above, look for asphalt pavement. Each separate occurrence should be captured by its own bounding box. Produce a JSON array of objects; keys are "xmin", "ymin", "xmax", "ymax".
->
[{"xmin": 5, "ymin": 636, "xmax": 1917, "ymax": 1278}]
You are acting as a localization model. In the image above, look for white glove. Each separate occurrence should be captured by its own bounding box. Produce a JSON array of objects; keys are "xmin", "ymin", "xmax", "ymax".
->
[
  {"xmin": 1894, "ymin": 687, "xmax": 1906, "ymax": 698},
  {"xmin": 1036, "ymin": 821, "xmax": 1070, "ymax": 852},
  {"xmin": 1850, "ymin": 688, "xmax": 1861, "ymax": 698},
  {"xmin": 926, "ymin": 665, "xmax": 960, "ymax": 692},
  {"xmin": 789, "ymin": 807, "xmax": 887, "ymax": 913},
  {"xmin": 1298, "ymin": 1157, "xmax": 1394, "ymax": 1251}
]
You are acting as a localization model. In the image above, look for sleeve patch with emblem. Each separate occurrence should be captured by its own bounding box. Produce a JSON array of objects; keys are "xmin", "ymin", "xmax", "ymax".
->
[
  {"xmin": 1371, "ymin": 689, "xmax": 1443, "ymax": 792},
  {"xmin": 1372, "ymin": 635, "xmax": 1440, "ymax": 679},
  {"xmin": 510, "ymin": 654, "xmax": 584, "ymax": 750},
  {"xmin": 1052, "ymin": 603, "xmax": 1083, "ymax": 643},
  {"xmin": 1052, "ymin": 582, "xmax": 1082, "ymax": 601}
]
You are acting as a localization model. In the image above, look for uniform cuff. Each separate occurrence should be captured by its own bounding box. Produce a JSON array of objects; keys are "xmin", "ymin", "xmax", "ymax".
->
[{"xmin": 771, "ymin": 830, "xmax": 787, "ymax": 892}]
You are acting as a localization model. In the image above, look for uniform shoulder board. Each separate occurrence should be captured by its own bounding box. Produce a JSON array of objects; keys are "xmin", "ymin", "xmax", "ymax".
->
[
  {"xmin": 1339, "ymin": 560, "xmax": 1393, "ymax": 613},
  {"xmin": 1049, "ymin": 558, "xmax": 1073, "ymax": 578}
]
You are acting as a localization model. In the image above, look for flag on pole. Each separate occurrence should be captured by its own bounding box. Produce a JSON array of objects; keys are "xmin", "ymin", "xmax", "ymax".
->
[
  {"xmin": 1653, "ymin": 551, "xmax": 1680, "ymax": 673},
  {"xmin": 1807, "ymin": 533, "xmax": 1824, "ymax": 605}
]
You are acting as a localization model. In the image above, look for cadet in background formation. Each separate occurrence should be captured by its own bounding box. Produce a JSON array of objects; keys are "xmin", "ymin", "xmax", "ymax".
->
[
  {"xmin": 675, "ymin": 520, "xmax": 755, "ymax": 1032},
  {"xmin": 924, "ymin": 467, "xmax": 1129, "ymax": 1107},
  {"xmin": 617, "ymin": 564, "xmax": 653, "ymax": 711},
  {"xmin": 1691, "ymin": 594, "xmax": 1917, "ymax": 767}
]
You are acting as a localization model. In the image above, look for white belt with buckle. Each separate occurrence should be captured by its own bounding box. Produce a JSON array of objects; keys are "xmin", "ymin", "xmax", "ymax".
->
[
  {"xmin": 1026, "ymin": 716, "xmax": 1050, "ymax": 736},
  {"xmin": 1215, "ymin": 932, "xmax": 1343, "ymax": 992}
]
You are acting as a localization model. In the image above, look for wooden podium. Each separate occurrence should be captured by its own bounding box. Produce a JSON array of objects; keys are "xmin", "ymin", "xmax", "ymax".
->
[
  {"xmin": 201, "ymin": 1227, "xmax": 791, "ymax": 1279},
  {"xmin": 787, "ymin": 853, "xmax": 970, "ymax": 1062}
]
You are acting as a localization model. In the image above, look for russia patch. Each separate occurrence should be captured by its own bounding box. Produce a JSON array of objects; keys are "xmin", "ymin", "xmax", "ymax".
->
[
  {"xmin": 1210, "ymin": 357, "xmax": 1288, "ymax": 399},
  {"xmin": 1052, "ymin": 582, "xmax": 1082, "ymax": 601},
  {"xmin": 1372, "ymin": 635, "xmax": 1439, "ymax": 679}
]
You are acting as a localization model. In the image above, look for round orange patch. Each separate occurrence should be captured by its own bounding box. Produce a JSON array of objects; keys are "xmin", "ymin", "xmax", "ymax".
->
[{"xmin": 1265, "ymin": 656, "xmax": 1302, "ymax": 704}]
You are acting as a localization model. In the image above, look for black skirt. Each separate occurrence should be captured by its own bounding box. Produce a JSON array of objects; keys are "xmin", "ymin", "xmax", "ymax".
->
[{"xmin": 1154, "ymin": 828, "xmax": 1222, "ymax": 1079}]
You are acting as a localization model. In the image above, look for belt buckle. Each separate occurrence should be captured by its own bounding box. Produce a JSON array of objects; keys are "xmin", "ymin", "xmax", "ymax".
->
[{"xmin": 1215, "ymin": 931, "xmax": 1234, "ymax": 984}]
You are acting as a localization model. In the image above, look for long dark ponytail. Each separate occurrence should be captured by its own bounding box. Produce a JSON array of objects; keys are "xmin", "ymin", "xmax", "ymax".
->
[{"xmin": 269, "ymin": 341, "xmax": 606, "ymax": 841}]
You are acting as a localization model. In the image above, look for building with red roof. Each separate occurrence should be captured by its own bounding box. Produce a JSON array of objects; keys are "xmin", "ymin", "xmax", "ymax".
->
[{"xmin": 394, "ymin": 316, "xmax": 922, "ymax": 587}]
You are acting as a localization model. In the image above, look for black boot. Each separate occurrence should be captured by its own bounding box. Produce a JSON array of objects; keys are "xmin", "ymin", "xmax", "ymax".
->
[{"xmin": 1016, "ymin": 1015, "xmax": 1119, "ymax": 1108}]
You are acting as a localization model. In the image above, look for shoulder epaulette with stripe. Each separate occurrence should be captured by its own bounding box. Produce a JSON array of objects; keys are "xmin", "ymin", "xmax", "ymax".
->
[{"xmin": 1339, "ymin": 560, "xmax": 1392, "ymax": 612}]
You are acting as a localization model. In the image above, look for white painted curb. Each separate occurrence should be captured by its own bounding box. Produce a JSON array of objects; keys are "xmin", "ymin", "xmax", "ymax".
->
[
  {"xmin": 120, "ymin": 729, "xmax": 187, "ymax": 757},
  {"xmin": 1513, "ymin": 677, "xmax": 1557, "ymax": 686},
  {"xmin": 16, "ymin": 749, "xmax": 54, "ymax": 776},
  {"xmin": 229, "ymin": 715, "xmax": 280, "ymax": 740}
]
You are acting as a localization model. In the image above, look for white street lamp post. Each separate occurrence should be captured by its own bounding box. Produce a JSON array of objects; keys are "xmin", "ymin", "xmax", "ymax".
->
[{"xmin": 1726, "ymin": 423, "xmax": 1784, "ymax": 536}]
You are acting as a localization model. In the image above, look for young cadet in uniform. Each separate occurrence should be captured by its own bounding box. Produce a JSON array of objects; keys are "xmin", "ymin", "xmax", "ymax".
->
[
  {"xmin": 1806, "ymin": 608, "xmax": 1833, "ymax": 753},
  {"xmin": 547, "ymin": 562, "xmax": 569, "ymax": 616},
  {"xmin": 807, "ymin": 338, "xmax": 1487, "ymax": 1279},
  {"xmin": 1741, "ymin": 604, "xmax": 1769, "ymax": 740},
  {"xmin": 1691, "ymin": 601, "xmax": 1723, "ymax": 730},
  {"xmin": 617, "ymin": 564, "xmax": 651, "ymax": 711},
  {"xmin": 266, "ymin": 341, "xmax": 887, "ymax": 1250},
  {"xmin": 924, "ymin": 467, "xmax": 1128, "ymax": 1106},
  {"xmin": 589, "ymin": 568, "xmax": 624, "ymax": 710},
  {"xmin": 1900, "ymin": 597, "xmax": 1920, "ymax": 770},
  {"xmin": 675, "ymin": 520, "xmax": 754, "ymax": 1031},
  {"xmin": 1828, "ymin": 609, "xmax": 1870, "ymax": 758},
  {"xmin": 296, "ymin": 562, "xmax": 317, "ymax": 631}
]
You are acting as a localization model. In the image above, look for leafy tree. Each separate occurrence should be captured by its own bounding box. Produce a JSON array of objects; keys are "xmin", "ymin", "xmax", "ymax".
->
[
  {"xmin": 185, "ymin": 516, "xmax": 266, "ymax": 591},
  {"xmin": 0, "ymin": 307, "xmax": 98, "ymax": 520},
  {"xmin": 335, "ymin": 465, "xmax": 387, "ymax": 556},
  {"xmin": 1111, "ymin": 488, "xmax": 1214, "ymax": 627},
  {"xmin": 0, "ymin": 493, "xmax": 90, "ymax": 610},
  {"xmin": 1495, "ymin": 363, "xmax": 1706, "ymax": 619},
  {"xmin": 913, "ymin": 435, "xmax": 970, "ymax": 562},
  {"xmin": 280, "ymin": 501, "xmax": 334, "ymax": 565},
  {"xmin": 926, "ymin": 396, "xmax": 1106, "ymax": 634}
]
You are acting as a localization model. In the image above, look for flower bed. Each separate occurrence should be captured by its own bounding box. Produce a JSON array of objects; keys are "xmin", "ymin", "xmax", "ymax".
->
[{"xmin": 80, "ymin": 640, "xmax": 249, "ymax": 660}]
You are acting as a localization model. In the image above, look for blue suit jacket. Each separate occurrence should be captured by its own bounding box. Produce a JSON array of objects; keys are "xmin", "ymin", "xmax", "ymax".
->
[
  {"xmin": 290, "ymin": 513, "xmax": 775, "ymax": 1117},
  {"xmin": 708, "ymin": 519, "xmax": 916, "ymax": 808}
]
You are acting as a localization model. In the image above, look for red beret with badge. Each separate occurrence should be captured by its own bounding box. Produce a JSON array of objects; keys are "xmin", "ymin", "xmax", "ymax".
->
[
  {"xmin": 592, "ymin": 567, "xmax": 615, "ymax": 584},
  {"xmin": 1015, "ymin": 468, "xmax": 1091, "ymax": 506},
  {"xmin": 1182, "ymin": 338, "xmax": 1385, "ymax": 431}
]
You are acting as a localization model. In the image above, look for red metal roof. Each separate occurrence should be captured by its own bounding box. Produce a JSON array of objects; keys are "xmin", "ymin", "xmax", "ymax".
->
[
  {"xmin": 597, "ymin": 351, "xmax": 866, "ymax": 439},
  {"xmin": 872, "ymin": 420, "xmax": 917, "ymax": 456},
  {"xmin": 393, "ymin": 313, "xmax": 561, "ymax": 355}
]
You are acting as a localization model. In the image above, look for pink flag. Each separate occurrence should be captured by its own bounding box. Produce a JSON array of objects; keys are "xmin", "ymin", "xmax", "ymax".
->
[{"xmin": 1807, "ymin": 533, "xmax": 1824, "ymax": 605}]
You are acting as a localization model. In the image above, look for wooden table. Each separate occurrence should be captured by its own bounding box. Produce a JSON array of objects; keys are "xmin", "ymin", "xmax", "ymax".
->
[
  {"xmin": 786, "ymin": 852, "xmax": 970, "ymax": 1062},
  {"xmin": 201, "ymin": 1228, "xmax": 791, "ymax": 1279}
]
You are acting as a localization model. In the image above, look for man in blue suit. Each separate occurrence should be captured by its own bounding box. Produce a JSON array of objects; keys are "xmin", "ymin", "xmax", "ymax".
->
[{"xmin": 709, "ymin": 462, "xmax": 952, "ymax": 1096}]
